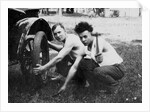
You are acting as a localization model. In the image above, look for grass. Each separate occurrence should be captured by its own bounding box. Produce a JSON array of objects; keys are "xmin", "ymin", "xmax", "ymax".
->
[
  {"xmin": 8, "ymin": 14, "xmax": 142, "ymax": 103},
  {"xmin": 8, "ymin": 39, "xmax": 142, "ymax": 103}
]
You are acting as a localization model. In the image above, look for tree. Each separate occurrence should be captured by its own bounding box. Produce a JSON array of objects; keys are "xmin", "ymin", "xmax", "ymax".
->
[{"xmin": 58, "ymin": 8, "xmax": 62, "ymax": 16}]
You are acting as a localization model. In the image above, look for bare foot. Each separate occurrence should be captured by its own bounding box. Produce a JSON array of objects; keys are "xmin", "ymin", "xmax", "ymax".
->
[
  {"xmin": 85, "ymin": 80, "xmax": 90, "ymax": 87},
  {"xmin": 51, "ymin": 75, "xmax": 63, "ymax": 81}
]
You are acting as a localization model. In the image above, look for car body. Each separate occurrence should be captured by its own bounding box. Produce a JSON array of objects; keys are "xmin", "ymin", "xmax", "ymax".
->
[
  {"xmin": 8, "ymin": 8, "xmax": 54, "ymax": 87},
  {"xmin": 8, "ymin": 8, "xmax": 53, "ymax": 63}
]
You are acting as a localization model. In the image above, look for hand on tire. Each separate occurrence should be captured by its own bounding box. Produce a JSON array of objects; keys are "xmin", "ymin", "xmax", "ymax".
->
[{"xmin": 33, "ymin": 64, "xmax": 45, "ymax": 75}]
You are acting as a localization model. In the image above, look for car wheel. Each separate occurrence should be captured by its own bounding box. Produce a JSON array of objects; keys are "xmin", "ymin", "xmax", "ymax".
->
[
  {"xmin": 20, "ymin": 31, "xmax": 49, "ymax": 89},
  {"xmin": 32, "ymin": 31, "xmax": 49, "ymax": 87}
]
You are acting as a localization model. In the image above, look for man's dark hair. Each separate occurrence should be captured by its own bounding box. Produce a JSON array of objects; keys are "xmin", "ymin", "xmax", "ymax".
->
[
  {"xmin": 52, "ymin": 23, "xmax": 65, "ymax": 32},
  {"xmin": 74, "ymin": 22, "xmax": 93, "ymax": 34}
]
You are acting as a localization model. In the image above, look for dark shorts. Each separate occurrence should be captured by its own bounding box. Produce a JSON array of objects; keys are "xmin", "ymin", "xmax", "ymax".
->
[
  {"xmin": 56, "ymin": 55, "xmax": 74, "ymax": 77},
  {"xmin": 56, "ymin": 55, "xmax": 85, "ymax": 82}
]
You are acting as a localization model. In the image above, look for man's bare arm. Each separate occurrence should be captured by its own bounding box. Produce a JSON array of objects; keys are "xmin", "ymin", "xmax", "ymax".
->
[
  {"xmin": 64, "ymin": 56, "xmax": 82, "ymax": 86},
  {"xmin": 58, "ymin": 56, "xmax": 82, "ymax": 93},
  {"xmin": 43, "ymin": 40, "xmax": 74, "ymax": 70},
  {"xmin": 48, "ymin": 41, "xmax": 63, "ymax": 52},
  {"xmin": 33, "ymin": 39, "xmax": 74, "ymax": 76}
]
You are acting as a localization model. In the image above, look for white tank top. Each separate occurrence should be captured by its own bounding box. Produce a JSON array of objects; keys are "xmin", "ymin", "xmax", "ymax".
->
[{"xmin": 85, "ymin": 36, "xmax": 123, "ymax": 66}]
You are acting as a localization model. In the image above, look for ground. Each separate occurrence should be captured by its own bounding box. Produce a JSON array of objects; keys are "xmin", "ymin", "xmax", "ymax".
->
[{"xmin": 8, "ymin": 15, "xmax": 142, "ymax": 103}]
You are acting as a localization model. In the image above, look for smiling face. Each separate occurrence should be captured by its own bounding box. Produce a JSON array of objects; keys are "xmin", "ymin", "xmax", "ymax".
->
[
  {"xmin": 79, "ymin": 30, "xmax": 93, "ymax": 46},
  {"xmin": 53, "ymin": 25, "xmax": 66, "ymax": 42}
]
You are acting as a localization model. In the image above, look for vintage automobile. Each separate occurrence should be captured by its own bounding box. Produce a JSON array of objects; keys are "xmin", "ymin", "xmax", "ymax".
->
[{"xmin": 8, "ymin": 8, "xmax": 54, "ymax": 88}]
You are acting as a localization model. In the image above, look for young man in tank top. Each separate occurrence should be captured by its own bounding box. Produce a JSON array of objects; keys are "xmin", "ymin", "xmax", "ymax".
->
[{"xmin": 74, "ymin": 22, "xmax": 124, "ymax": 92}]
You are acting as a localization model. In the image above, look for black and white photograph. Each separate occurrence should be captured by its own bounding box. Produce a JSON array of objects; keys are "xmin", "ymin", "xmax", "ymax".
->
[
  {"xmin": 8, "ymin": 7, "xmax": 142, "ymax": 103},
  {"xmin": 1, "ymin": 0, "xmax": 150, "ymax": 112}
]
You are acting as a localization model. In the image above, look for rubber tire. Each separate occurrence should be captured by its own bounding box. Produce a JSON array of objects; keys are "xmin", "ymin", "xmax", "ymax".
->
[
  {"xmin": 32, "ymin": 31, "xmax": 49, "ymax": 89},
  {"xmin": 33, "ymin": 31, "xmax": 49, "ymax": 67}
]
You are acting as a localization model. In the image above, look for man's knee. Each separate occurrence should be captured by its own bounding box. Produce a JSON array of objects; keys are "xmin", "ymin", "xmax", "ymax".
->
[
  {"xmin": 79, "ymin": 58, "xmax": 98, "ymax": 71},
  {"xmin": 94, "ymin": 67, "xmax": 104, "ymax": 75}
]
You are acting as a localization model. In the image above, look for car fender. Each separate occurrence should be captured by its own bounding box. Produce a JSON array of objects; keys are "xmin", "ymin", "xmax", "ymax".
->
[{"xmin": 17, "ymin": 18, "xmax": 53, "ymax": 60}]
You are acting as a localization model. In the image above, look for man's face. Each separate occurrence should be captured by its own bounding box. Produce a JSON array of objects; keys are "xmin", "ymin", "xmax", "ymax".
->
[
  {"xmin": 53, "ymin": 25, "xmax": 66, "ymax": 42},
  {"xmin": 78, "ymin": 30, "xmax": 92, "ymax": 46}
]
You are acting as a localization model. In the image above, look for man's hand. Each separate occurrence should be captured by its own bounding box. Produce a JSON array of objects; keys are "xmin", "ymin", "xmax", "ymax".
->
[
  {"xmin": 52, "ymin": 84, "xmax": 66, "ymax": 97},
  {"xmin": 58, "ymin": 85, "xmax": 66, "ymax": 94},
  {"xmin": 95, "ymin": 53, "xmax": 103, "ymax": 63},
  {"xmin": 33, "ymin": 64, "xmax": 46, "ymax": 75}
]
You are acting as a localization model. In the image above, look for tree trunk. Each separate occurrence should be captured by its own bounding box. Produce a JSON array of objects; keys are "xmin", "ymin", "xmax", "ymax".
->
[{"xmin": 58, "ymin": 8, "xmax": 62, "ymax": 16}]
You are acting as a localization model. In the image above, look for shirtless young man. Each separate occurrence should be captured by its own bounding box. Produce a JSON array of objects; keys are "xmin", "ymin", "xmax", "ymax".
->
[
  {"xmin": 75, "ymin": 22, "xmax": 124, "ymax": 90},
  {"xmin": 33, "ymin": 23, "xmax": 85, "ymax": 93}
]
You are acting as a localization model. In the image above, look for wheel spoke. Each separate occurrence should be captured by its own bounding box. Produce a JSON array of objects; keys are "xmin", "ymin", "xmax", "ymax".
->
[
  {"xmin": 27, "ymin": 40, "xmax": 33, "ymax": 51},
  {"xmin": 28, "ymin": 42, "xmax": 32, "ymax": 51},
  {"xmin": 21, "ymin": 39, "xmax": 34, "ymax": 74}
]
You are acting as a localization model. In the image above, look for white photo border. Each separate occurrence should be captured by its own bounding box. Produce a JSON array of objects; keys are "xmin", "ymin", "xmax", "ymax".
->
[{"xmin": 0, "ymin": 0, "xmax": 149, "ymax": 112}]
